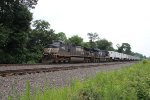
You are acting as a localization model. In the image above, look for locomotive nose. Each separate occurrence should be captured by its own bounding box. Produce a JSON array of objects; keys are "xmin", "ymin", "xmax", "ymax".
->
[
  {"xmin": 44, "ymin": 47, "xmax": 59, "ymax": 54},
  {"xmin": 44, "ymin": 48, "xmax": 52, "ymax": 54},
  {"xmin": 51, "ymin": 48, "xmax": 59, "ymax": 53}
]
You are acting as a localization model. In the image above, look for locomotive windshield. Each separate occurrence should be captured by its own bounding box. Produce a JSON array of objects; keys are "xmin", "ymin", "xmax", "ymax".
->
[{"xmin": 52, "ymin": 40, "xmax": 64, "ymax": 47}]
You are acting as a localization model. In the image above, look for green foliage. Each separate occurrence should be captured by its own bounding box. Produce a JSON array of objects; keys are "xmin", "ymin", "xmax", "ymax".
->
[
  {"xmin": 96, "ymin": 39, "xmax": 114, "ymax": 50},
  {"xmin": 87, "ymin": 32, "xmax": 99, "ymax": 48},
  {"xmin": 0, "ymin": 0, "xmax": 34, "ymax": 30},
  {"xmin": 26, "ymin": 20, "xmax": 56, "ymax": 63},
  {"xmin": 133, "ymin": 52, "xmax": 146, "ymax": 59},
  {"xmin": 0, "ymin": 3, "xmax": 57, "ymax": 64},
  {"xmin": 32, "ymin": 20, "xmax": 50, "ymax": 31},
  {"xmin": 142, "ymin": 59, "xmax": 148, "ymax": 64},
  {"xmin": 0, "ymin": 25, "xmax": 10, "ymax": 48},
  {"xmin": 76, "ymin": 87, "xmax": 101, "ymax": 100},
  {"xmin": 13, "ymin": 5, "xmax": 32, "ymax": 32},
  {"xmin": 68, "ymin": 35, "xmax": 83, "ymax": 46},
  {"xmin": 87, "ymin": 32, "xmax": 99, "ymax": 42},
  {"xmin": 31, "ymin": 20, "xmax": 55, "ymax": 46},
  {"xmin": 117, "ymin": 43, "xmax": 132, "ymax": 54},
  {"xmin": 82, "ymin": 42, "xmax": 91, "ymax": 48},
  {"xmin": 19, "ymin": 81, "xmax": 31, "ymax": 100},
  {"xmin": 56, "ymin": 32, "xmax": 67, "ymax": 42},
  {"xmin": 0, "ymin": 1, "xmax": 32, "ymax": 63},
  {"xmin": 0, "ymin": 0, "xmax": 37, "ymax": 63},
  {"xmin": 20, "ymin": 0, "xmax": 38, "ymax": 8}
]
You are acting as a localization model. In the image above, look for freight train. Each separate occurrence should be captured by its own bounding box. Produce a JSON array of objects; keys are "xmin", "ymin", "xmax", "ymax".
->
[{"xmin": 42, "ymin": 40, "xmax": 140, "ymax": 63}]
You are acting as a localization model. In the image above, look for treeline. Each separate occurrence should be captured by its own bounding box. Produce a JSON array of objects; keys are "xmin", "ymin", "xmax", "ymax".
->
[{"xmin": 0, "ymin": 0, "xmax": 145, "ymax": 64}]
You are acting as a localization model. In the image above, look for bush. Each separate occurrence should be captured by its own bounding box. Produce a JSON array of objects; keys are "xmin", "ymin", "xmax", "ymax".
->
[
  {"xmin": 142, "ymin": 59, "xmax": 148, "ymax": 64},
  {"xmin": 75, "ymin": 87, "xmax": 101, "ymax": 100}
]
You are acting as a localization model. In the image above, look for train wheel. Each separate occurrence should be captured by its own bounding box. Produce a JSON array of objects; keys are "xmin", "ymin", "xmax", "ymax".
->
[
  {"xmin": 89, "ymin": 59, "xmax": 91, "ymax": 63},
  {"xmin": 69, "ymin": 58, "xmax": 71, "ymax": 63},
  {"xmin": 63, "ymin": 60, "xmax": 66, "ymax": 63},
  {"xmin": 58, "ymin": 60, "xmax": 62, "ymax": 63},
  {"xmin": 41, "ymin": 57, "xmax": 48, "ymax": 64},
  {"xmin": 48, "ymin": 60, "xmax": 53, "ymax": 64},
  {"xmin": 98, "ymin": 59, "xmax": 100, "ymax": 63},
  {"xmin": 65, "ymin": 58, "xmax": 70, "ymax": 63},
  {"xmin": 64, "ymin": 60, "xmax": 68, "ymax": 63},
  {"xmin": 54, "ymin": 60, "xmax": 58, "ymax": 63}
]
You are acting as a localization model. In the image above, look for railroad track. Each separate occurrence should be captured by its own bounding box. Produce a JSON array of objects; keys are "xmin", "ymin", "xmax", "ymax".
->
[
  {"xmin": 0, "ymin": 62, "xmax": 137, "ymax": 77},
  {"xmin": 0, "ymin": 61, "xmax": 134, "ymax": 67},
  {"xmin": 0, "ymin": 63, "xmax": 45, "ymax": 67}
]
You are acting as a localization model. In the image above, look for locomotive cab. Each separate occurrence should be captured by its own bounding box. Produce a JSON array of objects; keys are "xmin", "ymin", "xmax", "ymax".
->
[
  {"xmin": 43, "ymin": 40, "xmax": 64, "ymax": 55},
  {"xmin": 42, "ymin": 40, "xmax": 66, "ymax": 63}
]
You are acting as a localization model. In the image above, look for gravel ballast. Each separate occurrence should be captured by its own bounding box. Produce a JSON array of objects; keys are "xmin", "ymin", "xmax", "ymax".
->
[
  {"xmin": 0, "ymin": 62, "xmax": 135, "ymax": 100},
  {"xmin": 0, "ymin": 62, "xmax": 127, "ymax": 71}
]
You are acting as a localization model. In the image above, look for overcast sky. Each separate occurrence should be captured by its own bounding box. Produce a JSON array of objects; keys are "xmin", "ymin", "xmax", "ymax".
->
[{"xmin": 32, "ymin": 0, "xmax": 150, "ymax": 57}]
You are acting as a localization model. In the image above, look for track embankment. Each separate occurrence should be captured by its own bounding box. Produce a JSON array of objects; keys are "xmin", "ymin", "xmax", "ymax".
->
[
  {"xmin": 0, "ymin": 62, "xmax": 137, "ymax": 100},
  {"xmin": 0, "ymin": 62, "xmax": 136, "ymax": 77}
]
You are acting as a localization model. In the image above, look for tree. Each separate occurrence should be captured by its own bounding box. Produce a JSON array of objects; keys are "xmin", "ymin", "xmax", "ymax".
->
[
  {"xmin": 56, "ymin": 32, "xmax": 67, "ymax": 42},
  {"xmin": 96, "ymin": 39, "xmax": 114, "ymax": 50},
  {"xmin": 87, "ymin": 32, "xmax": 99, "ymax": 48},
  {"xmin": 0, "ymin": 0, "xmax": 38, "ymax": 63},
  {"xmin": 117, "ymin": 43, "xmax": 132, "ymax": 54},
  {"xmin": 87, "ymin": 32, "xmax": 99, "ymax": 42},
  {"xmin": 82, "ymin": 42, "xmax": 91, "ymax": 48},
  {"xmin": 19, "ymin": 0, "xmax": 38, "ymax": 8},
  {"xmin": 0, "ymin": 25, "xmax": 11, "ymax": 63},
  {"xmin": 26, "ymin": 20, "xmax": 55, "ymax": 63},
  {"xmin": 0, "ymin": 0, "xmax": 38, "ymax": 28},
  {"xmin": 31, "ymin": 20, "xmax": 55, "ymax": 46},
  {"xmin": 0, "ymin": 25, "xmax": 10, "ymax": 48},
  {"xmin": 68, "ymin": 35, "xmax": 83, "ymax": 46},
  {"xmin": 132, "ymin": 52, "xmax": 146, "ymax": 59},
  {"xmin": 32, "ymin": 20, "xmax": 50, "ymax": 31}
]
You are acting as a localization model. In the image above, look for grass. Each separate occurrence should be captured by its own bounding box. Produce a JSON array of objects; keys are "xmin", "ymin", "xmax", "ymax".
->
[{"xmin": 8, "ymin": 60, "xmax": 150, "ymax": 100}]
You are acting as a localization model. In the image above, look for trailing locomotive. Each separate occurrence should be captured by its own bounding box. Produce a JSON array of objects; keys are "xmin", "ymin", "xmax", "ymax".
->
[{"xmin": 42, "ymin": 40, "xmax": 139, "ymax": 64}]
